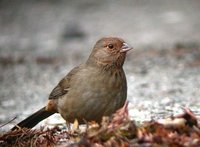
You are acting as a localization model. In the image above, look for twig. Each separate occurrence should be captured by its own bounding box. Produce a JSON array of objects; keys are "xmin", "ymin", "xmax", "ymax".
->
[{"xmin": 0, "ymin": 116, "xmax": 17, "ymax": 129}]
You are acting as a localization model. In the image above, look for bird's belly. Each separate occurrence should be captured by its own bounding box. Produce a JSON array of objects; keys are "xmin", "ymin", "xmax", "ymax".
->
[{"xmin": 57, "ymin": 71, "xmax": 127, "ymax": 123}]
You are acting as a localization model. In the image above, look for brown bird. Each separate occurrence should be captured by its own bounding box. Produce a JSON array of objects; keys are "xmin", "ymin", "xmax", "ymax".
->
[{"xmin": 12, "ymin": 37, "xmax": 132, "ymax": 130}]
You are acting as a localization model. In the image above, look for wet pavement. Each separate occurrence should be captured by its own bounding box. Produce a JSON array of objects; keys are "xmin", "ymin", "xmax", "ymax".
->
[{"xmin": 0, "ymin": 0, "xmax": 200, "ymax": 131}]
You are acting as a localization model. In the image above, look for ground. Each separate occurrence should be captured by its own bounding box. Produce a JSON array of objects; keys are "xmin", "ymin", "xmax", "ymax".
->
[{"xmin": 0, "ymin": 0, "xmax": 200, "ymax": 131}]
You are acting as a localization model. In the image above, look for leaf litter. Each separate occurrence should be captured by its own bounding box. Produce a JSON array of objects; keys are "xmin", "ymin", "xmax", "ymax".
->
[{"xmin": 0, "ymin": 101, "xmax": 199, "ymax": 147}]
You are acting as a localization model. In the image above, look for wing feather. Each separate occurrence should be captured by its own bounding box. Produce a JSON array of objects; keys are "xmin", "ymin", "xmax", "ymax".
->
[{"xmin": 48, "ymin": 66, "xmax": 80, "ymax": 99}]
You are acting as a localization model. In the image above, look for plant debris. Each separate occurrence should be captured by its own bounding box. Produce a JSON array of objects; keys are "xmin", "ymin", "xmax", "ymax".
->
[{"xmin": 1, "ymin": 102, "xmax": 200, "ymax": 147}]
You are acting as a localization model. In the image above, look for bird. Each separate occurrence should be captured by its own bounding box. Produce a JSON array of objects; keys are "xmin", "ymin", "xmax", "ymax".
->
[{"xmin": 11, "ymin": 37, "xmax": 132, "ymax": 130}]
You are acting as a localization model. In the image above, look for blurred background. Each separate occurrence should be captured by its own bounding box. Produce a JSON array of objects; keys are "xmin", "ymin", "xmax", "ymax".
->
[{"xmin": 0, "ymin": 0, "xmax": 200, "ymax": 131}]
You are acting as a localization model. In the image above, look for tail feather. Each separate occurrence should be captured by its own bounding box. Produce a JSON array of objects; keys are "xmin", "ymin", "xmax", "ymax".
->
[{"xmin": 12, "ymin": 107, "xmax": 55, "ymax": 130}]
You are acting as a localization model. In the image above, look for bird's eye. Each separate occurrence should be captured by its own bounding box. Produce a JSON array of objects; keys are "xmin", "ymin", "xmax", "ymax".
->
[{"xmin": 108, "ymin": 44, "xmax": 114, "ymax": 49}]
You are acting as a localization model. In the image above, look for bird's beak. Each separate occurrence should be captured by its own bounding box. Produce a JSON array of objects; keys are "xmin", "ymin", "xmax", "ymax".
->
[{"xmin": 120, "ymin": 43, "xmax": 133, "ymax": 53}]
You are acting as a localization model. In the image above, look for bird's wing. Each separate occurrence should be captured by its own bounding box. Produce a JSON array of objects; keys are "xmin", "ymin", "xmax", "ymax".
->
[{"xmin": 48, "ymin": 66, "xmax": 81, "ymax": 99}]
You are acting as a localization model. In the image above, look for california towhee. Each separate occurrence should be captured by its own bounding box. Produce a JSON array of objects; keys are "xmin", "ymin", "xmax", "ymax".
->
[{"xmin": 12, "ymin": 37, "xmax": 132, "ymax": 130}]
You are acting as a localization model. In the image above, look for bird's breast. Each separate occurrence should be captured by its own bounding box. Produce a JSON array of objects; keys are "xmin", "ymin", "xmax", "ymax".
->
[
  {"xmin": 57, "ymin": 66, "xmax": 127, "ymax": 123},
  {"xmin": 74, "ymin": 66, "xmax": 126, "ymax": 96}
]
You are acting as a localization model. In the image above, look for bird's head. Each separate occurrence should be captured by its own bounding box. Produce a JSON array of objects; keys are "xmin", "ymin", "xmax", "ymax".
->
[{"xmin": 87, "ymin": 37, "xmax": 132, "ymax": 68}]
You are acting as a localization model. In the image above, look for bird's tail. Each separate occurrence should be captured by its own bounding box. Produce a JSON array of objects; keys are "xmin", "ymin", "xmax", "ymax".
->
[{"xmin": 11, "ymin": 107, "xmax": 55, "ymax": 130}]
